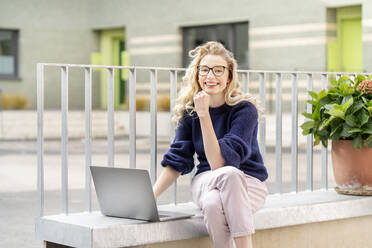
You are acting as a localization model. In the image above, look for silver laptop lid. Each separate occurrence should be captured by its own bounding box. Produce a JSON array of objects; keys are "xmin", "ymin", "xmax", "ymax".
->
[{"xmin": 90, "ymin": 166, "xmax": 160, "ymax": 221}]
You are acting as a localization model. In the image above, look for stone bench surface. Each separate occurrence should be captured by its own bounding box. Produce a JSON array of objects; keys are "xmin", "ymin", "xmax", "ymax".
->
[{"xmin": 36, "ymin": 190, "xmax": 372, "ymax": 248}]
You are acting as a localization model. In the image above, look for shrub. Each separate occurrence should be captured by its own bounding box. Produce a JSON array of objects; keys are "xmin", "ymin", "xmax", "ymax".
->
[
  {"xmin": 157, "ymin": 94, "xmax": 170, "ymax": 111},
  {"xmin": 1, "ymin": 93, "xmax": 29, "ymax": 110},
  {"xmin": 301, "ymin": 75, "xmax": 372, "ymax": 150}
]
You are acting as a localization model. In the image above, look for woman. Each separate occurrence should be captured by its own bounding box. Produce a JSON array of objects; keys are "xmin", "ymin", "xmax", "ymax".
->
[{"xmin": 153, "ymin": 41, "xmax": 268, "ymax": 248}]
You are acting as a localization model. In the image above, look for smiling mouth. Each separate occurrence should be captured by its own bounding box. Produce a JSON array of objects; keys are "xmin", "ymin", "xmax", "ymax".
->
[{"xmin": 205, "ymin": 82, "xmax": 219, "ymax": 87}]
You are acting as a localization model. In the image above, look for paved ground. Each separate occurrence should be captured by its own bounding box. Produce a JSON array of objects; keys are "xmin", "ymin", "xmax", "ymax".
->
[{"xmin": 0, "ymin": 138, "xmax": 336, "ymax": 247}]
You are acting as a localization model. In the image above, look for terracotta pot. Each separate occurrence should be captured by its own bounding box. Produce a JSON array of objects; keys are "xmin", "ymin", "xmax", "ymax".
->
[{"xmin": 331, "ymin": 140, "xmax": 372, "ymax": 195}]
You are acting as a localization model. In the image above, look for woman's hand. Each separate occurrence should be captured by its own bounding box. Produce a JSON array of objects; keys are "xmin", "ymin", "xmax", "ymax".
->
[{"xmin": 193, "ymin": 91, "xmax": 210, "ymax": 118}]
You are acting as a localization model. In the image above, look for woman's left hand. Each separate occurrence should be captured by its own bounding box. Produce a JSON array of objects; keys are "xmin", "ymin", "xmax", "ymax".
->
[{"xmin": 193, "ymin": 91, "xmax": 210, "ymax": 117}]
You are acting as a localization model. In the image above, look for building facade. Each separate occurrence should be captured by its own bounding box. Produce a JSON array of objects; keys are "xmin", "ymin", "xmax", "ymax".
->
[{"xmin": 1, "ymin": 0, "xmax": 371, "ymax": 109}]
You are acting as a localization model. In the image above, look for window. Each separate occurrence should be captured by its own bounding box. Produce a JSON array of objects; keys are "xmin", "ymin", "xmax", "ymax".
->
[
  {"xmin": 0, "ymin": 30, "xmax": 19, "ymax": 80},
  {"xmin": 182, "ymin": 22, "xmax": 249, "ymax": 69}
]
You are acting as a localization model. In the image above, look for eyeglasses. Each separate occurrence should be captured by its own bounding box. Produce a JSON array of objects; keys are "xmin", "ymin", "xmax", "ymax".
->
[{"xmin": 197, "ymin": 65, "xmax": 226, "ymax": 77}]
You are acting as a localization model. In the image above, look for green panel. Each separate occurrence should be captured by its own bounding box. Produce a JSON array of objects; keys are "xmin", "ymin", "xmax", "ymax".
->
[
  {"xmin": 91, "ymin": 52, "xmax": 102, "ymax": 70},
  {"xmin": 341, "ymin": 18, "xmax": 362, "ymax": 72},
  {"xmin": 335, "ymin": 5, "xmax": 362, "ymax": 73},
  {"xmin": 121, "ymin": 51, "xmax": 130, "ymax": 80},
  {"xmin": 99, "ymin": 28, "xmax": 125, "ymax": 109},
  {"xmin": 119, "ymin": 41, "xmax": 128, "ymax": 104},
  {"xmin": 327, "ymin": 41, "xmax": 338, "ymax": 72}
]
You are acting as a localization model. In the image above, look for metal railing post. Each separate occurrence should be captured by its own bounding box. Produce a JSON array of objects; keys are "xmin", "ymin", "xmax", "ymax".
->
[
  {"xmin": 291, "ymin": 73, "xmax": 298, "ymax": 193},
  {"xmin": 84, "ymin": 67, "xmax": 92, "ymax": 212},
  {"xmin": 306, "ymin": 73, "xmax": 314, "ymax": 191},
  {"xmin": 37, "ymin": 63, "xmax": 45, "ymax": 217},
  {"xmin": 170, "ymin": 70, "xmax": 178, "ymax": 204},
  {"xmin": 150, "ymin": 69, "xmax": 158, "ymax": 186},
  {"xmin": 321, "ymin": 74, "xmax": 329, "ymax": 190},
  {"xmin": 129, "ymin": 68, "xmax": 137, "ymax": 169},
  {"xmin": 0, "ymin": 88, "xmax": 3, "ymax": 138},
  {"xmin": 258, "ymin": 72, "xmax": 266, "ymax": 161},
  {"xmin": 275, "ymin": 73, "xmax": 282, "ymax": 194},
  {"xmin": 107, "ymin": 68, "xmax": 115, "ymax": 168},
  {"xmin": 61, "ymin": 66, "xmax": 69, "ymax": 214}
]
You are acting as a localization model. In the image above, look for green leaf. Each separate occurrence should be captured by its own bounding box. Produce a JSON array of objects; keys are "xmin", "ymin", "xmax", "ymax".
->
[
  {"xmin": 367, "ymin": 107, "xmax": 372, "ymax": 116},
  {"xmin": 307, "ymin": 100, "xmax": 318, "ymax": 106},
  {"xmin": 356, "ymin": 75, "xmax": 366, "ymax": 84},
  {"xmin": 365, "ymin": 135, "xmax": 372, "ymax": 148},
  {"xmin": 324, "ymin": 104, "xmax": 335, "ymax": 110},
  {"xmin": 341, "ymin": 97, "xmax": 353, "ymax": 112},
  {"xmin": 312, "ymin": 105, "xmax": 321, "ymax": 120},
  {"xmin": 367, "ymin": 75, "xmax": 372, "ymax": 80},
  {"xmin": 308, "ymin": 91, "xmax": 318, "ymax": 100},
  {"xmin": 330, "ymin": 79, "xmax": 338, "ymax": 87},
  {"xmin": 300, "ymin": 121, "xmax": 315, "ymax": 131},
  {"xmin": 330, "ymin": 124, "xmax": 343, "ymax": 140},
  {"xmin": 320, "ymin": 116, "xmax": 336, "ymax": 129},
  {"xmin": 350, "ymin": 102, "xmax": 364, "ymax": 114},
  {"xmin": 334, "ymin": 104, "xmax": 344, "ymax": 111},
  {"xmin": 362, "ymin": 123, "xmax": 372, "ymax": 134},
  {"xmin": 302, "ymin": 112, "xmax": 313, "ymax": 119},
  {"xmin": 362, "ymin": 97, "xmax": 369, "ymax": 105},
  {"xmin": 340, "ymin": 123, "xmax": 353, "ymax": 138},
  {"xmin": 352, "ymin": 135, "xmax": 362, "ymax": 150},
  {"xmin": 339, "ymin": 75, "xmax": 351, "ymax": 83},
  {"xmin": 359, "ymin": 110, "xmax": 369, "ymax": 126},
  {"xmin": 314, "ymin": 135, "xmax": 321, "ymax": 146},
  {"xmin": 319, "ymin": 96, "xmax": 332, "ymax": 105},
  {"xmin": 321, "ymin": 139, "xmax": 328, "ymax": 148},
  {"xmin": 302, "ymin": 129, "xmax": 311, "ymax": 135},
  {"xmin": 318, "ymin": 89, "xmax": 328, "ymax": 100},
  {"xmin": 327, "ymin": 109, "xmax": 345, "ymax": 119},
  {"xmin": 345, "ymin": 114, "xmax": 357, "ymax": 127},
  {"xmin": 341, "ymin": 95, "xmax": 352, "ymax": 105},
  {"xmin": 348, "ymin": 128, "xmax": 362, "ymax": 133}
]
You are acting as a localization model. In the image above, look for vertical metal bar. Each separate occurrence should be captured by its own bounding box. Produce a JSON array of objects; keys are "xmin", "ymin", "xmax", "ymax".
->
[
  {"xmin": 306, "ymin": 73, "xmax": 313, "ymax": 191},
  {"xmin": 150, "ymin": 69, "xmax": 158, "ymax": 186},
  {"xmin": 84, "ymin": 67, "xmax": 92, "ymax": 212},
  {"xmin": 242, "ymin": 72, "xmax": 249, "ymax": 94},
  {"xmin": 0, "ymin": 89, "xmax": 3, "ymax": 137},
  {"xmin": 275, "ymin": 73, "xmax": 282, "ymax": 194},
  {"xmin": 321, "ymin": 74, "xmax": 329, "ymax": 190},
  {"xmin": 170, "ymin": 70, "xmax": 177, "ymax": 204},
  {"xmin": 107, "ymin": 68, "xmax": 115, "ymax": 167},
  {"xmin": 258, "ymin": 73, "xmax": 266, "ymax": 161},
  {"xmin": 61, "ymin": 66, "xmax": 69, "ymax": 214},
  {"xmin": 291, "ymin": 73, "xmax": 298, "ymax": 193},
  {"xmin": 129, "ymin": 68, "xmax": 136, "ymax": 169},
  {"xmin": 37, "ymin": 63, "xmax": 44, "ymax": 217},
  {"xmin": 350, "ymin": 74, "xmax": 355, "ymax": 81},
  {"xmin": 247, "ymin": 72, "xmax": 250, "ymax": 93}
]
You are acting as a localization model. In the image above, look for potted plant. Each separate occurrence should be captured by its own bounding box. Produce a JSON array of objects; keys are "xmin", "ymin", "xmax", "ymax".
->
[{"xmin": 300, "ymin": 75, "xmax": 372, "ymax": 195}]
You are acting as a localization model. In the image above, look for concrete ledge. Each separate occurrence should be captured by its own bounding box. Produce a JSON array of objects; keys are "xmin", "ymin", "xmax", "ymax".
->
[{"xmin": 35, "ymin": 190, "xmax": 372, "ymax": 248}]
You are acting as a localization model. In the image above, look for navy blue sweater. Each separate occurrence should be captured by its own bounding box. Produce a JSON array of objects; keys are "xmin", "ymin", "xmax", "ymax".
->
[{"xmin": 161, "ymin": 101, "xmax": 268, "ymax": 182}]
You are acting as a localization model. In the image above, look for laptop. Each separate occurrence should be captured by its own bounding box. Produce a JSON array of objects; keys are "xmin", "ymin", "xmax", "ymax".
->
[{"xmin": 90, "ymin": 166, "xmax": 194, "ymax": 222}]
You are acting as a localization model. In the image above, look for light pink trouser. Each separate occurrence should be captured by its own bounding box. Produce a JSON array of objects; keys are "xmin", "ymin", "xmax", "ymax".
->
[{"xmin": 191, "ymin": 166, "xmax": 268, "ymax": 248}]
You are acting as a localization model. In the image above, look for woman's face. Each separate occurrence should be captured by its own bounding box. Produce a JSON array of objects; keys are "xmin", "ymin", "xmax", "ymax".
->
[{"xmin": 197, "ymin": 54, "xmax": 230, "ymax": 97}]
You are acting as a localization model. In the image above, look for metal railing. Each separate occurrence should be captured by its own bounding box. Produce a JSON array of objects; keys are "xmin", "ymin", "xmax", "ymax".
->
[{"xmin": 37, "ymin": 63, "xmax": 368, "ymax": 217}]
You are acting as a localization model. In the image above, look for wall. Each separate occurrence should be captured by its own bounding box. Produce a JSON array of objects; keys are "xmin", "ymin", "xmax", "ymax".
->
[{"xmin": 1, "ymin": 0, "xmax": 372, "ymax": 109}]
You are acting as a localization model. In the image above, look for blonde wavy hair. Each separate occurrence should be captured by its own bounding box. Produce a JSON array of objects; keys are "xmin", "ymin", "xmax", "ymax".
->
[{"xmin": 172, "ymin": 41, "xmax": 262, "ymax": 124}]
